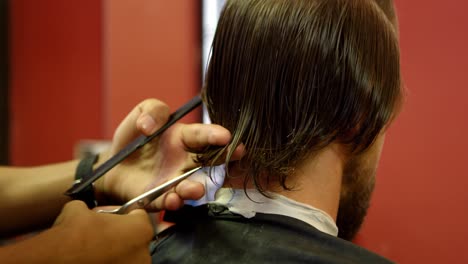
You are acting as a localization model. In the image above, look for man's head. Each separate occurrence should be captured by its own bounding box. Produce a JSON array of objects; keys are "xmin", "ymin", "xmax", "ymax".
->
[{"xmin": 201, "ymin": 0, "xmax": 401, "ymax": 239}]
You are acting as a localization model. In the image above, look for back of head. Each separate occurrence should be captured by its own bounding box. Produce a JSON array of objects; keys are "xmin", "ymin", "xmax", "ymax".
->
[{"xmin": 201, "ymin": 0, "xmax": 401, "ymax": 192}]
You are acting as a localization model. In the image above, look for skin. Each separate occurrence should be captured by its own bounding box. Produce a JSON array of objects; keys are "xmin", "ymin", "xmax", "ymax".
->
[
  {"xmin": 224, "ymin": 134, "xmax": 386, "ymax": 240},
  {"xmin": 0, "ymin": 98, "xmax": 244, "ymax": 263},
  {"xmin": 1, "ymin": 201, "xmax": 154, "ymax": 264},
  {"xmin": 337, "ymin": 135, "xmax": 386, "ymax": 240}
]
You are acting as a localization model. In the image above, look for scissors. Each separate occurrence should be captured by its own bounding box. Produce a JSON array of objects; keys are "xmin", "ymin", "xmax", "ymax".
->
[
  {"xmin": 98, "ymin": 167, "xmax": 202, "ymax": 214},
  {"xmin": 64, "ymin": 95, "xmax": 203, "ymax": 213}
]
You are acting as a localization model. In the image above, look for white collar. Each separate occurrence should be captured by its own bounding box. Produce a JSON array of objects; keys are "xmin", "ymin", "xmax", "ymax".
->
[
  {"xmin": 209, "ymin": 188, "xmax": 338, "ymax": 236},
  {"xmin": 186, "ymin": 167, "xmax": 338, "ymax": 236}
]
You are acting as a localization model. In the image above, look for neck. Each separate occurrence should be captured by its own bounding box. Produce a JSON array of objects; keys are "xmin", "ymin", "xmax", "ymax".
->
[{"xmin": 222, "ymin": 145, "xmax": 344, "ymax": 221}]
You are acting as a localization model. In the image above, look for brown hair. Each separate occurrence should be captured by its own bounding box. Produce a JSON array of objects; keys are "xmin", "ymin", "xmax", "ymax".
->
[{"xmin": 200, "ymin": 0, "xmax": 401, "ymax": 193}]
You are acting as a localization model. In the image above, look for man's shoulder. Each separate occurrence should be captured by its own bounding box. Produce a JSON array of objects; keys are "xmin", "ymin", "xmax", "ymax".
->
[
  {"xmin": 243, "ymin": 212, "xmax": 393, "ymax": 263},
  {"xmin": 153, "ymin": 205, "xmax": 393, "ymax": 264}
]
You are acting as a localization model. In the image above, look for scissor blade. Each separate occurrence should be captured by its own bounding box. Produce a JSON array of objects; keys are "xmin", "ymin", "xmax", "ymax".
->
[{"xmin": 114, "ymin": 167, "xmax": 202, "ymax": 214}]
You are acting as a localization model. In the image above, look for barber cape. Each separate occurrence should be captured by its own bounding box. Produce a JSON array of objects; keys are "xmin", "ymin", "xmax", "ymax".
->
[{"xmin": 150, "ymin": 187, "xmax": 393, "ymax": 264}]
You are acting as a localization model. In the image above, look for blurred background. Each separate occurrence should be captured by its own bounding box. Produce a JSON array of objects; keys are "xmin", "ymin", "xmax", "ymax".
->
[{"xmin": 1, "ymin": 0, "xmax": 467, "ymax": 262}]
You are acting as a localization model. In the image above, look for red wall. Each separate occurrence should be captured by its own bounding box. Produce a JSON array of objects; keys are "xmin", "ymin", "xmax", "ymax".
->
[
  {"xmin": 358, "ymin": 0, "xmax": 468, "ymax": 263},
  {"xmin": 9, "ymin": 0, "xmax": 200, "ymax": 165},
  {"xmin": 9, "ymin": 0, "xmax": 103, "ymax": 165},
  {"xmin": 103, "ymin": 0, "xmax": 200, "ymax": 137}
]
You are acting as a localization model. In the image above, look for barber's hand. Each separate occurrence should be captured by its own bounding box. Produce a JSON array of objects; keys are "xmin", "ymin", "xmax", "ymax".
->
[
  {"xmin": 19, "ymin": 201, "xmax": 153, "ymax": 264},
  {"xmin": 94, "ymin": 98, "xmax": 244, "ymax": 211}
]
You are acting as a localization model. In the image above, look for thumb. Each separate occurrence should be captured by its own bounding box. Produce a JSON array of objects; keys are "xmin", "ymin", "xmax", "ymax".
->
[
  {"xmin": 112, "ymin": 99, "xmax": 169, "ymax": 153},
  {"xmin": 53, "ymin": 200, "xmax": 88, "ymax": 226},
  {"xmin": 128, "ymin": 208, "xmax": 149, "ymax": 217},
  {"xmin": 127, "ymin": 209, "xmax": 155, "ymax": 241}
]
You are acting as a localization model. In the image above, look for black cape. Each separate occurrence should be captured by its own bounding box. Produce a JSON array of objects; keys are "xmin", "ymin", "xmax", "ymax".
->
[{"xmin": 151, "ymin": 204, "xmax": 393, "ymax": 264}]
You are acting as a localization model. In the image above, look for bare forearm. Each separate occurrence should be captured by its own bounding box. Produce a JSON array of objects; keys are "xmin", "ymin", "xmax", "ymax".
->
[
  {"xmin": 0, "ymin": 226, "xmax": 66, "ymax": 263},
  {"xmin": 0, "ymin": 161, "xmax": 78, "ymax": 235}
]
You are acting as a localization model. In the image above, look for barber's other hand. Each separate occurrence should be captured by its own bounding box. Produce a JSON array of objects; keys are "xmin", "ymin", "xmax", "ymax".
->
[
  {"xmin": 50, "ymin": 201, "xmax": 152, "ymax": 263},
  {"xmin": 94, "ymin": 98, "xmax": 244, "ymax": 211}
]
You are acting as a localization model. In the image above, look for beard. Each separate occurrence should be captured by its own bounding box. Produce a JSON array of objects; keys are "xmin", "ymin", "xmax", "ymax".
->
[{"xmin": 336, "ymin": 154, "xmax": 377, "ymax": 241}]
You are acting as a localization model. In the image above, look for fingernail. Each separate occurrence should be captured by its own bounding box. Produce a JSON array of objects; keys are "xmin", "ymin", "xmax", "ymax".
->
[{"xmin": 138, "ymin": 114, "xmax": 157, "ymax": 135}]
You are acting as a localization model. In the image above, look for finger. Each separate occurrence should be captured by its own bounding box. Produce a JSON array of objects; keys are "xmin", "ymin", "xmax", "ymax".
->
[
  {"xmin": 147, "ymin": 180, "xmax": 205, "ymax": 211},
  {"xmin": 53, "ymin": 200, "xmax": 88, "ymax": 226},
  {"xmin": 178, "ymin": 124, "xmax": 247, "ymax": 162},
  {"xmin": 162, "ymin": 192, "xmax": 184, "ymax": 211},
  {"xmin": 53, "ymin": 208, "xmax": 67, "ymax": 226},
  {"xmin": 127, "ymin": 209, "xmax": 154, "ymax": 241},
  {"xmin": 227, "ymin": 143, "xmax": 246, "ymax": 161},
  {"xmin": 184, "ymin": 140, "xmax": 247, "ymax": 168},
  {"xmin": 179, "ymin": 124, "xmax": 232, "ymax": 150},
  {"xmin": 136, "ymin": 99, "xmax": 170, "ymax": 135},
  {"xmin": 113, "ymin": 99, "xmax": 169, "ymax": 151},
  {"xmin": 176, "ymin": 123, "xmax": 241, "ymax": 167},
  {"xmin": 128, "ymin": 208, "xmax": 149, "ymax": 217},
  {"xmin": 164, "ymin": 180, "xmax": 205, "ymax": 210},
  {"xmin": 174, "ymin": 180, "xmax": 205, "ymax": 200},
  {"xmin": 62, "ymin": 200, "xmax": 88, "ymax": 214}
]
